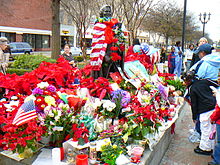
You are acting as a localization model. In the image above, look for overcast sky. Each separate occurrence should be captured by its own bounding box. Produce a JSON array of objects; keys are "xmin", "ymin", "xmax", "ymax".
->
[{"xmin": 176, "ymin": 0, "xmax": 220, "ymax": 42}]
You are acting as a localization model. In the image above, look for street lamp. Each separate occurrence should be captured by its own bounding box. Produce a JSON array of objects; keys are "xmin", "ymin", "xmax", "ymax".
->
[{"xmin": 199, "ymin": 12, "xmax": 211, "ymax": 37}]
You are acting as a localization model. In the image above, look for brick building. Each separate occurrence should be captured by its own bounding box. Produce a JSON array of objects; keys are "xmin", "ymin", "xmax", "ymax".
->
[{"xmin": 0, "ymin": 0, "xmax": 76, "ymax": 51}]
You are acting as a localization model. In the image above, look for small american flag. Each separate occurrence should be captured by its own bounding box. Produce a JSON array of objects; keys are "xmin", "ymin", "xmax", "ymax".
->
[{"xmin": 12, "ymin": 99, "xmax": 37, "ymax": 126}]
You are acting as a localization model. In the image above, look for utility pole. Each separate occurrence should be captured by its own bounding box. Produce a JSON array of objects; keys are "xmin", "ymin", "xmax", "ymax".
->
[
  {"xmin": 181, "ymin": 0, "xmax": 187, "ymax": 52},
  {"xmin": 51, "ymin": 0, "xmax": 61, "ymax": 59},
  {"xmin": 199, "ymin": 12, "xmax": 211, "ymax": 37}
]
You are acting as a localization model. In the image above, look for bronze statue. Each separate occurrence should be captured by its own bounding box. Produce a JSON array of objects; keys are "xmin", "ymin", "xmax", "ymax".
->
[{"xmin": 90, "ymin": 5, "xmax": 125, "ymax": 79}]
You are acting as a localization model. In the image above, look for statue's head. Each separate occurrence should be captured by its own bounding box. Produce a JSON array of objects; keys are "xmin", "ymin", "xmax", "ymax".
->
[{"xmin": 100, "ymin": 5, "xmax": 112, "ymax": 18}]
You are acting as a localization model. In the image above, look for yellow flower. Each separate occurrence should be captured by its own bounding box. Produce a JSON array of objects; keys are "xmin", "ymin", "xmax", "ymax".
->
[
  {"xmin": 44, "ymin": 96, "xmax": 56, "ymax": 106},
  {"xmin": 106, "ymin": 141, "xmax": 111, "ymax": 146},
  {"xmin": 161, "ymin": 107, "xmax": 165, "ymax": 111},
  {"xmin": 113, "ymin": 145, "xmax": 117, "ymax": 149}
]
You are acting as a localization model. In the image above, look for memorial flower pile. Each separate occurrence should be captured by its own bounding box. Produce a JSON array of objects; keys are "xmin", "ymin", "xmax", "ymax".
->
[
  {"xmin": 0, "ymin": 56, "xmax": 185, "ymax": 163},
  {"xmin": 0, "ymin": 102, "xmax": 46, "ymax": 156}
]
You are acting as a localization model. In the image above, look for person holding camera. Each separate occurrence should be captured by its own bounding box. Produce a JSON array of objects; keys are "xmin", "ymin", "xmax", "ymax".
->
[{"xmin": 189, "ymin": 44, "xmax": 220, "ymax": 156}]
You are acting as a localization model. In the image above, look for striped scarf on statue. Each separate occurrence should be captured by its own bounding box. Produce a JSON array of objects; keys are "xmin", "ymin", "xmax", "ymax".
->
[{"xmin": 90, "ymin": 23, "xmax": 108, "ymax": 71}]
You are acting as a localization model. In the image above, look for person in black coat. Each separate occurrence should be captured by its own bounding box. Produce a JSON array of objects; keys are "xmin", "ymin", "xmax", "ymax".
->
[{"xmin": 190, "ymin": 79, "xmax": 219, "ymax": 155}]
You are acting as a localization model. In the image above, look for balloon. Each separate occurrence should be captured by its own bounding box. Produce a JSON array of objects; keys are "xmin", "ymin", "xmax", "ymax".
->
[
  {"xmin": 141, "ymin": 43, "xmax": 150, "ymax": 54},
  {"xmin": 133, "ymin": 45, "xmax": 142, "ymax": 53}
]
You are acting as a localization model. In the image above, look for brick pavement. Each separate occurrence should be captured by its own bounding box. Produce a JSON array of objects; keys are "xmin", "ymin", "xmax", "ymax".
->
[{"xmin": 160, "ymin": 102, "xmax": 212, "ymax": 165}]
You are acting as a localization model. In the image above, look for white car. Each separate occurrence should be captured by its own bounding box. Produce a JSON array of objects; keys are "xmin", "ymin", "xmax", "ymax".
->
[{"xmin": 61, "ymin": 47, "xmax": 82, "ymax": 56}]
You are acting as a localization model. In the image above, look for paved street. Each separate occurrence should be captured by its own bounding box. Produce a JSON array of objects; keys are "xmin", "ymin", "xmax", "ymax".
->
[{"xmin": 160, "ymin": 102, "xmax": 212, "ymax": 165}]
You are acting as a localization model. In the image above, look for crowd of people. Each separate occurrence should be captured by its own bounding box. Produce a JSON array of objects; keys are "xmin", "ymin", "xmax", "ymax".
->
[
  {"xmin": 180, "ymin": 38, "xmax": 220, "ymax": 165},
  {"xmin": 127, "ymin": 37, "xmax": 220, "ymax": 165}
]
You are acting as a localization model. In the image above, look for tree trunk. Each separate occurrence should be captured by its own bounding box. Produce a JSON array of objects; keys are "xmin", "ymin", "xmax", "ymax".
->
[
  {"xmin": 51, "ymin": 0, "xmax": 61, "ymax": 59},
  {"xmin": 165, "ymin": 35, "xmax": 169, "ymax": 50}
]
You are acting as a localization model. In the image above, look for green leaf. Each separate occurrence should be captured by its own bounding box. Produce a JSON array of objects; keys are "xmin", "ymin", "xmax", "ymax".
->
[
  {"xmin": 134, "ymin": 126, "xmax": 141, "ymax": 135},
  {"xmin": 30, "ymin": 145, "xmax": 37, "ymax": 152},
  {"xmin": 16, "ymin": 144, "xmax": 25, "ymax": 154},
  {"xmin": 78, "ymin": 138, "xmax": 85, "ymax": 146},
  {"xmin": 142, "ymin": 127, "xmax": 149, "ymax": 137}
]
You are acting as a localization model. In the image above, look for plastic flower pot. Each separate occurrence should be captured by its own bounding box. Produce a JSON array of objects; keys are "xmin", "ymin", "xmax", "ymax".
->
[
  {"xmin": 76, "ymin": 154, "xmax": 88, "ymax": 165},
  {"xmin": 131, "ymin": 146, "xmax": 144, "ymax": 159}
]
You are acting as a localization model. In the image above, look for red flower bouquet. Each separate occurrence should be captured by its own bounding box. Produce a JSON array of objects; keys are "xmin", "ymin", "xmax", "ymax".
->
[{"xmin": 67, "ymin": 123, "xmax": 89, "ymax": 145}]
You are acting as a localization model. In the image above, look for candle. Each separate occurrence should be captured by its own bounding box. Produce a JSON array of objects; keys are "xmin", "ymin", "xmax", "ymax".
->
[
  {"xmin": 52, "ymin": 147, "xmax": 64, "ymax": 162},
  {"xmin": 76, "ymin": 154, "xmax": 88, "ymax": 165}
]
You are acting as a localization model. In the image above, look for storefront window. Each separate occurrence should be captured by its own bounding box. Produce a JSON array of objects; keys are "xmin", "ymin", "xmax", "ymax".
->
[
  {"xmin": 42, "ymin": 35, "xmax": 50, "ymax": 48},
  {"xmin": 36, "ymin": 35, "xmax": 42, "ymax": 48},
  {"xmin": 23, "ymin": 34, "xmax": 36, "ymax": 48},
  {"xmin": 23, "ymin": 34, "xmax": 50, "ymax": 49},
  {"xmin": 0, "ymin": 32, "xmax": 16, "ymax": 42}
]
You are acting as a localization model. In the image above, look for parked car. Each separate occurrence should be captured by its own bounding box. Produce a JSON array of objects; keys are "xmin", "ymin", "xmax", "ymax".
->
[
  {"xmin": 9, "ymin": 42, "xmax": 33, "ymax": 56},
  {"xmin": 61, "ymin": 46, "xmax": 82, "ymax": 56}
]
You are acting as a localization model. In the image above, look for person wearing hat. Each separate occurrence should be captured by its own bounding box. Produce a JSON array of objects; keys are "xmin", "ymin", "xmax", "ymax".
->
[
  {"xmin": 190, "ymin": 43, "xmax": 219, "ymax": 81},
  {"xmin": 189, "ymin": 43, "xmax": 220, "ymax": 156},
  {"xmin": 190, "ymin": 37, "xmax": 208, "ymax": 68},
  {"xmin": 0, "ymin": 37, "xmax": 9, "ymax": 74}
]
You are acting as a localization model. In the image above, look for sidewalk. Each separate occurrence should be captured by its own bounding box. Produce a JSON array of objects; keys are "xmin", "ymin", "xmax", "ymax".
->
[{"xmin": 160, "ymin": 102, "xmax": 212, "ymax": 165}]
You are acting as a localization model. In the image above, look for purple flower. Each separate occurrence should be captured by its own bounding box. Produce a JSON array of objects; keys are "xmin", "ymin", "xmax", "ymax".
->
[
  {"xmin": 158, "ymin": 84, "xmax": 168, "ymax": 100},
  {"xmin": 47, "ymin": 85, "xmax": 56, "ymax": 92},
  {"xmin": 32, "ymin": 87, "xmax": 44, "ymax": 95},
  {"xmin": 57, "ymin": 99, "xmax": 64, "ymax": 104},
  {"xmin": 111, "ymin": 89, "xmax": 131, "ymax": 107},
  {"xmin": 36, "ymin": 106, "xmax": 44, "ymax": 114}
]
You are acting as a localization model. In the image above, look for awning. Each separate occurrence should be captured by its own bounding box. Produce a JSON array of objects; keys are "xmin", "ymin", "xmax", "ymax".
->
[
  {"xmin": 0, "ymin": 24, "xmax": 76, "ymax": 36},
  {"xmin": 0, "ymin": 26, "xmax": 51, "ymax": 35}
]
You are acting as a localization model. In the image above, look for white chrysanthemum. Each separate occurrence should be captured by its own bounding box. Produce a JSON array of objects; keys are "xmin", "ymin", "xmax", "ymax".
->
[
  {"xmin": 37, "ymin": 82, "xmax": 49, "ymax": 89},
  {"xmin": 58, "ymin": 103, "xmax": 70, "ymax": 109},
  {"xmin": 94, "ymin": 98, "xmax": 102, "ymax": 107},
  {"xmin": 168, "ymin": 85, "xmax": 176, "ymax": 91},
  {"xmin": 55, "ymin": 115, "xmax": 60, "ymax": 121},
  {"xmin": 102, "ymin": 100, "xmax": 116, "ymax": 112},
  {"xmin": 48, "ymin": 110, "xmax": 54, "ymax": 117},
  {"xmin": 50, "ymin": 121, "xmax": 55, "ymax": 125}
]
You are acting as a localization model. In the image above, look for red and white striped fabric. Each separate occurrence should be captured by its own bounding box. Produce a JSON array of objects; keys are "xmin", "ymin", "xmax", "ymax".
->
[
  {"xmin": 151, "ymin": 51, "xmax": 160, "ymax": 64},
  {"xmin": 90, "ymin": 23, "xmax": 108, "ymax": 71}
]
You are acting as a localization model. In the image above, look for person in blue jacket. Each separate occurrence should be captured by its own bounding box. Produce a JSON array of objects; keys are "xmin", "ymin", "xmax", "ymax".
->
[
  {"xmin": 174, "ymin": 41, "xmax": 183, "ymax": 77},
  {"xmin": 190, "ymin": 44, "xmax": 220, "ymax": 156}
]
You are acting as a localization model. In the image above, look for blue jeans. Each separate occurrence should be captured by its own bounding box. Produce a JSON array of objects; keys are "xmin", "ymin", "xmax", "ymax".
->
[
  {"xmin": 195, "ymin": 115, "xmax": 201, "ymax": 135},
  {"xmin": 213, "ymin": 124, "xmax": 220, "ymax": 164},
  {"xmin": 174, "ymin": 55, "xmax": 182, "ymax": 77}
]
